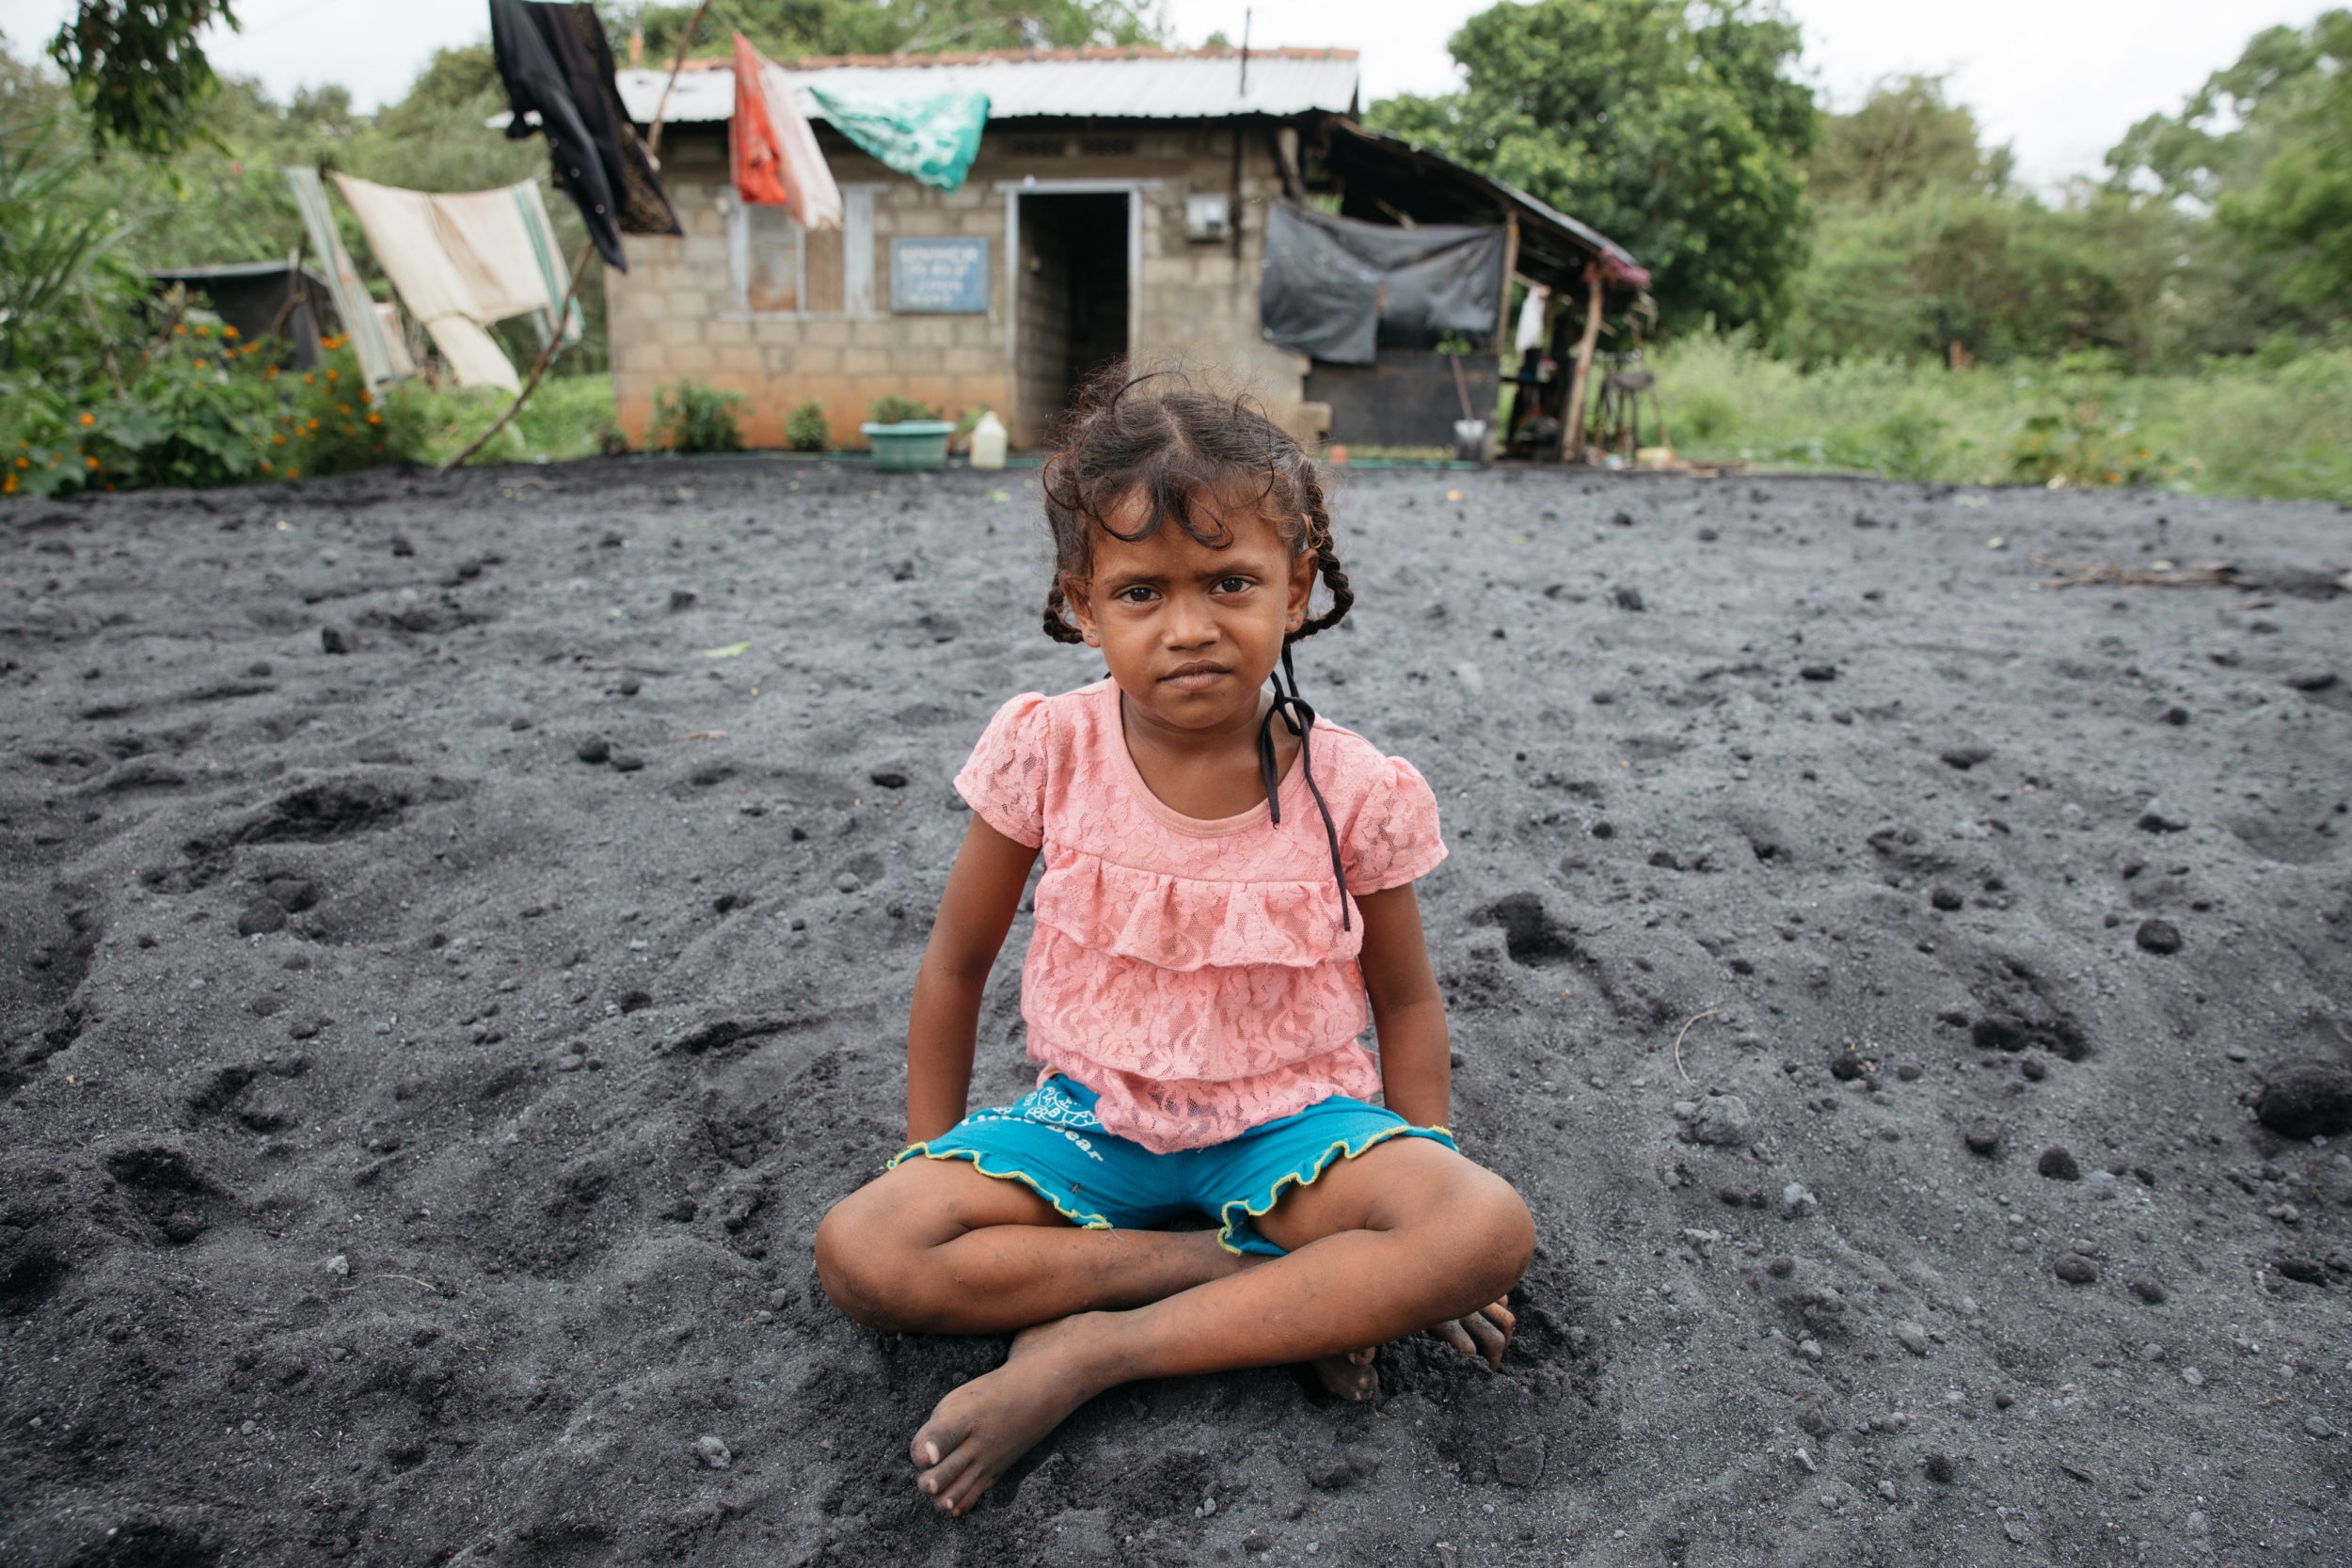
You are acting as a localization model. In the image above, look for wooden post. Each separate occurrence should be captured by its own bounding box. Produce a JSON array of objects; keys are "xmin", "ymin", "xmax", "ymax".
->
[
  {"xmin": 1494, "ymin": 213, "xmax": 1519, "ymax": 349},
  {"xmin": 646, "ymin": 0, "xmax": 714, "ymax": 160},
  {"xmin": 1561, "ymin": 261, "xmax": 1604, "ymax": 463}
]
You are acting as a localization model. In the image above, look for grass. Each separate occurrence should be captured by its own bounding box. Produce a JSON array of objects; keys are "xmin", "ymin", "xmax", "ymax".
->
[
  {"xmin": 410, "ymin": 372, "xmax": 619, "ymax": 468},
  {"xmin": 1646, "ymin": 332, "xmax": 2352, "ymax": 503}
]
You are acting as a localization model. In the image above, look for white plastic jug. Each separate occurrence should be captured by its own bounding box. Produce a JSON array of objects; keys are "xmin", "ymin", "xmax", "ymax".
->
[{"xmin": 968, "ymin": 409, "xmax": 1008, "ymax": 471}]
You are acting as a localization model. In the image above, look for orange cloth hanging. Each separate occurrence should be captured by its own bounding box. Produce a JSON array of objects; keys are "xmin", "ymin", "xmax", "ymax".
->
[{"xmin": 730, "ymin": 31, "xmax": 791, "ymax": 206}]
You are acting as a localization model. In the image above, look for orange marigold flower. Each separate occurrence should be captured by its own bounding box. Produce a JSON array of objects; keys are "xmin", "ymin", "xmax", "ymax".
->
[
  {"xmin": 196, "ymin": 325, "xmax": 211, "ymax": 337},
  {"xmin": 274, "ymin": 434, "xmax": 287, "ymax": 446},
  {"xmin": 366, "ymin": 413, "xmax": 381, "ymax": 425},
  {"xmin": 338, "ymin": 404, "xmax": 350, "ymax": 415},
  {"xmin": 2, "ymin": 474, "xmax": 14, "ymax": 494},
  {"xmin": 223, "ymin": 326, "xmax": 239, "ymax": 339},
  {"xmin": 86, "ymin": 455, "xmax": 101, "ymax": 470},
  {"xmin": 173, "ymin": 324, "xmax": 187, "ymax": 335},
  {"xmin": 194, "ymin": 358, "xmax": 207, "ymax": 370},
  {"xmin": 13, "ymin": 456, "xmax": 27, "ymax": 468},
  {"xmin": 307, "ymin": 419, "xmax": 320, "ymax": 431},
  {"xmin": 78, "ymin": 412, "xmax": 95, "ymax": 427},
  {"xmin": 325, "ymin": 370, "xmax": 339, "ymax": 382},
  {"xmin": 286, "ymin": 468, "xmax": 299, "ymax": 478},
  {"xmin": 303, "ymin": 373, "xmax": 315, "ymax": 385}
]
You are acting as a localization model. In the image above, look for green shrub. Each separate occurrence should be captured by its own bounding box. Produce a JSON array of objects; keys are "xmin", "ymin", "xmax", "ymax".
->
[
  {"xmin": 785, "ymin": 397, "xmax": 830, "ymax": 451},
  {"xmin": 4, "ymin": 316, "xmax": 425, "ymax": 497},
  {"xmin": 866, "ymin": 392, "xmax": 934, "ymax": 425},
  {"xmin": 650, "ymin": 378, "xmax": 744, "ymax": 452}
]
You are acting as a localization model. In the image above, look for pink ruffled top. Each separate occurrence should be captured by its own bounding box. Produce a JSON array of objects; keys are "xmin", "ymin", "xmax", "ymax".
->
[{"xmin": 955, "ymin": 678, "xmax": 1447, "ymax": 1152}]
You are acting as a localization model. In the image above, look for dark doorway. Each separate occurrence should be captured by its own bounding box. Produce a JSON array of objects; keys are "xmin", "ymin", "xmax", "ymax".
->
[{"xmin": 1016, "ymin": 192, "xmax": 1129, "ymax": 443}]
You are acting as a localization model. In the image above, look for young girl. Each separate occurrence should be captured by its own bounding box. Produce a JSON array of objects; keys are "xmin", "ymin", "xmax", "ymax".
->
[{"xmin": 814, "ymin": 373, "xmax": 1535, "ymax": 1517}]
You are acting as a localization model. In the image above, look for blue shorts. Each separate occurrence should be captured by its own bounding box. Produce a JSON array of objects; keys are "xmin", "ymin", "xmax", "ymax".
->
[{"xmin": 889, "ymin": 1076, "xmax": 1455, "ymax": 1256}]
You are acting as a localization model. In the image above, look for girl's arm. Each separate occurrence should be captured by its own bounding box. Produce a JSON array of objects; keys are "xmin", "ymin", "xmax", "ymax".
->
[
  {"xmin": 904, "ymin": 814, "xmax": 1041, "ymax": 1144},
  {"xmin": 1356, "ymin": 882, "xmax": 1451, "ymax": 1129}
]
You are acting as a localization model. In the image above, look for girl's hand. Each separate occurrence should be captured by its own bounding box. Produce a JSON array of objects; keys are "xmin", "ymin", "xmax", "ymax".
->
[{"xmin": 1427, "ymin": 1298, "xmax": 1515, "ymax": 1370}]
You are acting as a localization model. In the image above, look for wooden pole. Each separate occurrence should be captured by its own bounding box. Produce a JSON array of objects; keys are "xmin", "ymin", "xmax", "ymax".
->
[
  {"xmin": 1560, "ymin": 261, "xmax": 1605, "ymax": 464},
  {"xmin": 645, "ymin": 0, "xmax": 715, "ymax": 159},
  {"xmin": 436, "ymin": 239, "xmax": 596, "ymax": 473}
]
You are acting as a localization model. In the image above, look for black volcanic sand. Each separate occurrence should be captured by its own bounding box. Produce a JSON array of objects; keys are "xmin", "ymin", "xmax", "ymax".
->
[{"xmin": 4, "ymin": 459, "xmax": 2350, "ymax": 1567}]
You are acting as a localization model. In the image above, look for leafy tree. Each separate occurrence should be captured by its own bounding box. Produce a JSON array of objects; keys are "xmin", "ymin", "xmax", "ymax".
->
[
  {"xmin": 1369, "ymin": 0, "xmax": 1816, "ymax": 333},
  {"xmin": 46, "ymin": 0, "xmax": 238, "ymax": 154},
  {"xmin": 1808, "ymin": 74, "xmax": 2010, "ymax": 205}
]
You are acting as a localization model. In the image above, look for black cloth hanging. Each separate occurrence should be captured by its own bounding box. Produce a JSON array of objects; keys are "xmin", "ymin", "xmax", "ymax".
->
[{"xmin": 488, "ymin": 0, "xmax": 681, "ymax": 273}]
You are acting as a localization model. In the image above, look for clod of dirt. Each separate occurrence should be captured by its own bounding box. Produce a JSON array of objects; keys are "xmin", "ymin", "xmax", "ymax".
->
[
  {"xmin": 1930, "ymin": 885, "xmax": 1964, "ymax": 911},
  {"xmin": 2038, "ymin": 1147, "xmax": 2082, "ymax": 1180},
  {"xmin": 1940, "ymin": 745, "xmax": 1993, "ymax": 769},
  {"xmin": 576, "ymin": 737, "xmax": 611, "ymax": 765},
  {"xmin": 1612, "ymin": 586, "xmax": 1645, "ymax": 612},
  {"xmin": 2254, "ymin": 1060, "xmax": 2352, "ymax": 1139},
  {"xmin": 1799, "ymin": 664, "xmax": 1838, "ymax": 682},
  {"xmin": 2135, "ymin": 919, "xmax": 2184, "ymax": 955},
  {"xmin": 2053, "ymin": 1254, "xmax": 2100, "ymax": 1286},
  {"xmin": 234, "ymin": 900, "xmax": 287, "ymax": 937},
  {"xmin": 1494, "ymin": 1434, "xmax": 1547, "ymax": 1486},
  {"xmin": 1963, "ymin": 1120, "xmax": 2002, "ymax": 1157},
  {"xmin": 1923, "ymin": 1453, "xmax": 1959, "ymax": 1484},
  {"xmin": 320, "ymin": 625, "xmax": 355, "ymax": 655}
]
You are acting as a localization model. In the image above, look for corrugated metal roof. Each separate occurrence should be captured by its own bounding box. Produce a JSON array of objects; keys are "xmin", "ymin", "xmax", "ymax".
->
[{"xmin": 616, "ymin": 47, "xmax": 1359, "ymax": 126}]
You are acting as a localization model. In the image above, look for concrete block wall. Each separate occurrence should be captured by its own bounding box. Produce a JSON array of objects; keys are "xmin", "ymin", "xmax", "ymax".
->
[{"xmin": 608, "ymin": 123, "xmax": 1316, "ymax": 451}]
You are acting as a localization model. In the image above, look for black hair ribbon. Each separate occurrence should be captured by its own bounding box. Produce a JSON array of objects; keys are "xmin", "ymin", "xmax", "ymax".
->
[{"xmin": 1256, "ymin": 644, "xmax": 1353, "ymax": 932}]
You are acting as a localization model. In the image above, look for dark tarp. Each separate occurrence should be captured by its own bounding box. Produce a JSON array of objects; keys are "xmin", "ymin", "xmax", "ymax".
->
[
  {"xmin": 489, "ymin": 0, "xmax": 680, "ymax": 272},
  {"xmin": 148, "ymin": 261, "xmax": 336, "ymax": 367},
  {"xmin": 1260, "ymin": 200, "xmax": 1508, "ymax": 366}
]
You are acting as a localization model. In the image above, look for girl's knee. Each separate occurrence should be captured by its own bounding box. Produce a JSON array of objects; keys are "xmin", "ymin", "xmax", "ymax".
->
[
  {"xmin": 814, "ymin": 1186, "xmax": 914, "ymax": 1327},
  {"xmin": 1435, "ymin": 1166, "xmax": 1535, "ymax": 1296}
]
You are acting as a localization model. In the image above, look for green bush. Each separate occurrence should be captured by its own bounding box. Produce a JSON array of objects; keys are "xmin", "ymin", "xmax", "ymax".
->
[
  {"xmin": 1646, "ymin": 327, "xmax": 2352, "ymax": 500},
  {"xmin": 866, "ymin": 392, "xmax": 934, "ymax": 425},
  {"xmin": 4, "ymin": 313, "xmax": 425, "ymax": 497},
  {"xmin": 785, "ymin": 397, "xmax": 830, "ymax": 451},
  {"xmin": 650, "ymin": 378, "xmax": 744, "ymax": 453}
]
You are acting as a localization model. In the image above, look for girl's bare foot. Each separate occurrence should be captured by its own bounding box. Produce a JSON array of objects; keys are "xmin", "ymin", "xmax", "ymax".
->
[
  {"xmin": 1311, "ymin": 1346, "xmax": 1379, "ymax": 1400},
  {"xmin": 910, "ymin": 1316, "xmax": 1110, "ymax": 1515},
  {"xmin": 1432, "ymin": 1298, "xmax": 1516, "ymax": 1369},
  {"xmin": 1309, "ymin": 1298, "xmax": 1513, "ymax": 1402}
]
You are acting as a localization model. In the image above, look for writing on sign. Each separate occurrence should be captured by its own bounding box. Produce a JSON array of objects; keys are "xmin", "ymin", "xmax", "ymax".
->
[{"xmin": 890, "ymin": 238, "xmax": 990, "ymax": 314}]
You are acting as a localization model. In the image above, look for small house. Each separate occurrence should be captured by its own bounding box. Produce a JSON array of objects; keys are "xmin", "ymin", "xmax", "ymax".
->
[{"xmin": 609, "ymin": 47, "xmax": 1645, "ymax": 452}]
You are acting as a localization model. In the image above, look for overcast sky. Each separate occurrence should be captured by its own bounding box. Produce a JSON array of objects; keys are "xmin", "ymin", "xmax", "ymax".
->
[{"xmin": 0, "ymin": 0, "xmax": 2330, "ymax": 185}]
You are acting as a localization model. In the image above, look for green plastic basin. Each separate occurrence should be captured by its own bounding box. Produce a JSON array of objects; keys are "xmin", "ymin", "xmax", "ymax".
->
[{"xmin": 860, "ymin": 420, "xmax": 954, "ymax": 471}]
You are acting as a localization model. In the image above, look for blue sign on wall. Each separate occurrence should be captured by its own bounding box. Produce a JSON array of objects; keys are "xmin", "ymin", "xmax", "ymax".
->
[{"xmin": 889, "ymin": 238, "xmax": 991, "ymax": 314}]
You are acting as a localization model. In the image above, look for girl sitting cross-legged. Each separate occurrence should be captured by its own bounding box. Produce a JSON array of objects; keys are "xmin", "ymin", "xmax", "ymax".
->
[{"xmin": 813, "ymin": 370, "xmax": 1536, "ymax": 1517}]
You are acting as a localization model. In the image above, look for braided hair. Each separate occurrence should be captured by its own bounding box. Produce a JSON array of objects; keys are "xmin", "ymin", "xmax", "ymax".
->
[{"xmin": 1039, "ymin": 366, "xmax": 1352, "ymax": 646}]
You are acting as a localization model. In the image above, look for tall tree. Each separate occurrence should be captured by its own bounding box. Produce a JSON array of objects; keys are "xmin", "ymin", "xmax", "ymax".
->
[
  {"xmin": 46, "ymin": 0, "xmax": 238, "ymax": 154},
  {"xmin": 2107, "ymin": 10, "xmax": 2351, "ymax": 323},
  {"xmin": 1369, "ymin": 0, "xmax": 1815, "ymax": 333}
]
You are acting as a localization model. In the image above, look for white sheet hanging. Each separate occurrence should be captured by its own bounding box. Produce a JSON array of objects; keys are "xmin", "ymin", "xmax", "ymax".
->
[{"xmin": 332, "ymin": 173, "xmax": 579, "ymax": 392}]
